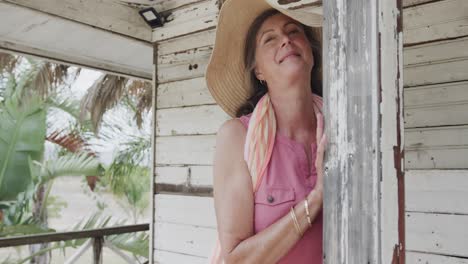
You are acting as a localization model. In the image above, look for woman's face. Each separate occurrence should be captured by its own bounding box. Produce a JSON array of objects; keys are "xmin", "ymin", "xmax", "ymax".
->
[{"xmin": 254, "ymin": 13, "xmax": 314, "ymax": 86}]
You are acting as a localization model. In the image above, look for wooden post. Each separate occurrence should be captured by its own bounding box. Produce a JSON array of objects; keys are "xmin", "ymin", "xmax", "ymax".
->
[
  {"xmin": 323, "ymin": 0, "xmax": 404, "ymax": 263},
  {"xmin": 148, "ymin": 41, "xmax": 158, "ymax": 264},
  {"xmin": 92, "ymin": 236, "xmax": 103, "ymax": 264}
]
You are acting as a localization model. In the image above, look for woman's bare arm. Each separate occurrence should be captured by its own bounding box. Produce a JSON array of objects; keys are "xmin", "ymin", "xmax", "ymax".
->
[{"xmin": 213, "ymin": 115, "xmax": 326, "ymax": 264}]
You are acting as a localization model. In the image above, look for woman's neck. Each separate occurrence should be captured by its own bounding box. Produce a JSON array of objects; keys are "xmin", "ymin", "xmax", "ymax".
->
[{"xmin": 269, "ymin": 84, "xmax": 317, "ymax": 143}]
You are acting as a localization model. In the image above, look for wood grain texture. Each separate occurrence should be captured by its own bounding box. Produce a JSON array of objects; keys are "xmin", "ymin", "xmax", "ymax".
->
[
  {"xmin": 406, "ymin": 212, "xmax": 468, "ymax": 258},
  {"xmin": 155, "ymin": 135, "xmax": 216, "ymax": 165},
  {"xmin": 156, "ymin": 105, "xmax": 229, "ymax": 136},
  {"xmin": 157, "ymin": 77, "xmax": 215, "ymax": 109},
  {"xmin": 406, "ymin": 251, "xmax": 468, "ymax": 264},
  {"xmin": 0, "ymin": 2, "xmax": 153, "ymax": 79},
  {"xmin": 403, "ymin": 0, "xmax": 468, "ymax": 45},
  {"xmin": 322, "ymin": 0, "xmax": 404, "ymax": 262},
  {"xmin": 152, "ymin": 0, "xmax": 218, "ymax": 42},
  {"xmin": 3, "ymin": 0, "xmax": 152, "ymax": 41},
  {"xmin": 405, "ymin": 170, "xmax": 468, "ymax": 214}
]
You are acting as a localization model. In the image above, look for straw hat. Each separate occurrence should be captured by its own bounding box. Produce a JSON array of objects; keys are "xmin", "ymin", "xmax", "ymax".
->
[{"xmin": 205, "ymin": 0, "xmax": 323, "ymax": 117}]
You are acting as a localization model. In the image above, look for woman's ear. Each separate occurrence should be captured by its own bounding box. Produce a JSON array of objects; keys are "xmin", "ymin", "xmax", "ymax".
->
[{"xmin": 254, "ymin": 67, "xmax": 264, "ymax": 82}]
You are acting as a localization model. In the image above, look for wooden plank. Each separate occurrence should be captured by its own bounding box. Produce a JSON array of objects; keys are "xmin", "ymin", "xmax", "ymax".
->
[
  {"xmin": 154, "ymin": 222, "xmax": 216, "ymax": 258},
  {"xmin": 406, "ymin": 212, "xmax": 468, "ymax": 258},
  {"xmin": 406, "ymin": 170, "xmax": 468, "ymax": 214},
  {"xmin": 323, "ymin": 0, "xmax": 404, "ymax": 262},
  {"xmin": 406, "ymin": 251, "xmax": 468, "ymax": 264},
  {"xmin": 158, "ymin": 46, "xmax": 212, "ymax": 65},
  {"xmin": 155, "ymin": 135, "xmax": 216, "ymax": 165},
  {"xmin": 0, "ymin": 2, "xmax": 153, "ymax": 79},
  {"xmin": 403, "ymin": 0, "xmax": 468, "ymax": 45},
  {"xmin": 404, "ymin": 59, "xmax": 468, "ymax": 87},
  {"xmin": 404, "ymin": 81, "xmax": 468, "ymax": 107},
  {"xmin": 406, "ymin": 125, "xmax": 468, "ymax": 148},
  {"xmin": 156, "ymin": 105, "xmax": 229, "ymax": 136},
  {"xmin": 154, "ymin": 249, "xmax": 208, "ymax": 264},
  {"xmin": 4, "ymin": 0, "xmax": 151, "ymax": 41},
  {"xmin": 154, "ymin": 166, "xmax": 213, "ymax": 186},
  {"xmin": 158, "ymin": 29, "xmax": 215, "ymax": 55},
  {"xmin": 406, "ymin": 147, "xmax": 468, "ymax": 169},
  {"xmin": 403, "ymin": 0, "xmax": 437, "ymax": 7},
  {"xmin": 154, "ymin": 194, "xmax": 216, "ymax": 227},
  {"xmin": 157, "ymin": 43, "xmax": 212, "ymax": 83},
  {"xmin": 0, "ymin": 224, "xmax": 149, "ymax": 247},
  {"xmin": 404, "ymin": 101, "xmax": 468, "ymax": 128},
  {"xmin": 158, "ymin": 60, "xmax": 208, "ymax": 84},
  {"xmin": 152, "ymin": 0, "xmax": 218, "ymax": 42},
  {"xmin": 152, "ymin": 0, "xmax": 204, "ymax": 12},
  {"xmin": 155, "ymin": 166, "xmax": 188, "ymax": 185},
  {"xmin": 379, "ymin": 0, "xmax": 406, "ymax": 262},
  {"xmin": 405, "ymin": 125, "xmax": 468, "ymax": 169},
  {"xmin": 272, "ymin": 0, "xmax": 322, "ymax": 10},
  {"xmin": 190, "ymin": 166, "xmax": 213, "ymax": 186},
  {"xmin": 157, "ymin": 77, "xmax": 215, "ymax": 109},
  {"xmin": 404, "ymin": 37, "xmax": 468, "ymax": 66},
  {"xmin": 158, "ymin": 34, "xmax": 212, "ymax": 83}
]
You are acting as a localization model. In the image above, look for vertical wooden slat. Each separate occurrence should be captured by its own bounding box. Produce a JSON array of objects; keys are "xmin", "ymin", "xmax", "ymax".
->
[
  {"xmin": 149, "ymin": 43, "xmax": 159, "ymax": 264},
  {"xmin": 92, "ymin": 237, "xmax": 103, "ymax": 264},
  {"xmin": 380, "ymin": 0, "xmax": 405, "ymax": 263},
  {"xmin": 323, "ymin": 0, "xmax": 404, "ymax": 263}
]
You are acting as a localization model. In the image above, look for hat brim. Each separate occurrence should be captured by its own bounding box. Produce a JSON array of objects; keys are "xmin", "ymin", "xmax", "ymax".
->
[{"xmin": 206, "ymin": 0, "xmax": 323, "ymax": 117}]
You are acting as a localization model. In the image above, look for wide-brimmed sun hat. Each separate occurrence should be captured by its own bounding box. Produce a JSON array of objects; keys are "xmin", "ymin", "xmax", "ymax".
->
[{"xmin": 205, "ymin": 0, "xmax": 323, "ymax": 117}]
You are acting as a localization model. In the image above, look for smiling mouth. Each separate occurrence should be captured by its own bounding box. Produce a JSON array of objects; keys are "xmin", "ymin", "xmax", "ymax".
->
[{"xmin": 279, "ymin": 54, "xmax": 300, "ymax": 63}]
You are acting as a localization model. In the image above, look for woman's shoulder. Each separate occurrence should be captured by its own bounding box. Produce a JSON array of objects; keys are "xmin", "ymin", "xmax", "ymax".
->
[
  {"xmin": 216, "ymin": 114, "xmax": 253, "ymax": 149},
  {"xmin": 218, "ymin": 118, "xmax": 245, "ymax": 139}
]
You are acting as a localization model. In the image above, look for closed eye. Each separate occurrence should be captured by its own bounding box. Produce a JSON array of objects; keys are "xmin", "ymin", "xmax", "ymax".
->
[{"xmin": 264, "ymin": 36, "xmax": 276, "ymax": 44}]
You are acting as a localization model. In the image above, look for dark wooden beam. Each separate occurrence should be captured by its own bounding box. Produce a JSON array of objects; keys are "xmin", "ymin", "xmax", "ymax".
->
[{"xmin": 0, "ymin": 224, "xmax": 149, "ymax": 248}]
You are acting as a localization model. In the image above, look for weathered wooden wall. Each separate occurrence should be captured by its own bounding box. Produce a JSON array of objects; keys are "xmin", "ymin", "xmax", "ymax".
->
[
  {"xmin": 403, "ymin": 0, "xmax": 468, "ymax": 263},
  {"xmin": 322, "ymin": 0, "xmax": 404, "ymax": 262},
  {"xmin": 151, "ymin": 1, "xmax": 227, "ymax": 263},
  {"xmin": 151, "ymin": 0, "xmax": 468, "ymax": 263}
]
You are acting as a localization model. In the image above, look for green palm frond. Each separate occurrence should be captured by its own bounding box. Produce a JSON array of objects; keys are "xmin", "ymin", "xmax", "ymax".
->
[
  {"xmin": 80, "ymin": 74, "xmax": 128, "ymax": 132},
  {"xmin": 107, "ymin": 230, "xmax": 149, "ymax": 258},
  {"xmin": 105, "ymin": 136, "xmax": 150, "ymax": 196},
  {"xmin": 36, "ymin": 153, "xmax": 103, "ymax": 184},
  {"xmin": 127, "ymin": 80, "xmax": 153, "ymax": 129}
]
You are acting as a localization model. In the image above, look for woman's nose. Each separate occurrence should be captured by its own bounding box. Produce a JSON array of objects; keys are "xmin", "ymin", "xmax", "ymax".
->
[{"xmin": 281, "ymin": 34, "xmax": 292, "ymax": 48}]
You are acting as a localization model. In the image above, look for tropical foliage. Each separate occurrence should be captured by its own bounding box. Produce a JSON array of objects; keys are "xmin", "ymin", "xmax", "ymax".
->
[{"xmin": 0, "ymin": 52, "xmax": 152, "ymax": 263}]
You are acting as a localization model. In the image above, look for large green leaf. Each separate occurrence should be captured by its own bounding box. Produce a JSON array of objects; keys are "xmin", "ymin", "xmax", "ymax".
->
[
  {"xmin": 0, "ymin": 92, "xmax": 46, "ymax": 201},
  {"xmin": 37, "ymin": 153, "xmax": 103, "ymax": 184}
]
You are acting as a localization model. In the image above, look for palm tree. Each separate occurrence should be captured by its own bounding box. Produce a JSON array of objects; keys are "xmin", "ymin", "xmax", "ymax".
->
[
  {"xmin": 0, "ymin": 54, "xmax": 103, "ymax": 263},
  {"xmin": 1, "ymin": 52, "xmax": 153, "ymax": 263}
]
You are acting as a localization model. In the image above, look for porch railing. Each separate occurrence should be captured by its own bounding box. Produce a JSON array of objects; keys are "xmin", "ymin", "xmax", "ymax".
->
[{"xmin": 0, "ymin": 223, "xmax": 149, "ymax": 264}]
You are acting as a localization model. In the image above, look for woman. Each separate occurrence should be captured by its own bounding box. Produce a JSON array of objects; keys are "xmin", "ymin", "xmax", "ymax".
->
[{"xmin": 205, "ymin": 0, "xmax": 326, "ymax": 263}]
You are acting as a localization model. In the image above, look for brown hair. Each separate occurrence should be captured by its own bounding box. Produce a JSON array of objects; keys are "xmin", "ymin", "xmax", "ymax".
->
[{"xmin": 236, "ymin": 9, "xmax": 322, "ymax": 118}]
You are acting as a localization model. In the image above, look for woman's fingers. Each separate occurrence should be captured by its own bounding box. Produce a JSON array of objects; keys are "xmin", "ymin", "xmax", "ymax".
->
[
  {"xmin": 315, "ymin": 134, "xmax": 327, "ymax": 190},
  {"xmin": 315, "ymin": 134, "xmax": 327, "ymax": 170},
  {"xmin": 316, "ymin": 113, "xmax": 323, "ymax": 145}
]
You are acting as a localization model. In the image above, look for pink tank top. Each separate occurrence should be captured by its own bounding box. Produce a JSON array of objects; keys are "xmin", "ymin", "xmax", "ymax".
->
[{"xmin": 239, "ymin": 114, "xmax": 323, "ymax": 264}]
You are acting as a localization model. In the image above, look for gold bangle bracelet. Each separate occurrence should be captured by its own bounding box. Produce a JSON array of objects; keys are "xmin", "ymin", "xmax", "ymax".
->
[
  {"xmin": 290, "ymin": 207, "xmax": 303, "ymax": 237},
  {"xmin": 304, "ymin": 199, "xmax": 312, "ymax": 228}
]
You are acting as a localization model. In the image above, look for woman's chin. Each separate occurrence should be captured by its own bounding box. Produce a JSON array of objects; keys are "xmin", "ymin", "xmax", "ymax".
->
[{"xmin": 278, "ymin": 62, "xmax": 310, "ymax": 80}]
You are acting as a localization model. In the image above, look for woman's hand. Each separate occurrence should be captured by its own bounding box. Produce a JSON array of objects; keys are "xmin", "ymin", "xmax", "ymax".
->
[{"xmin": 311, "ymin": 112, "xmax": 327, "ymax": 199}]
